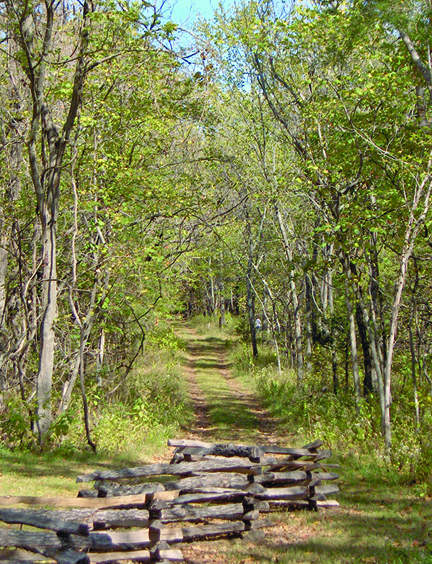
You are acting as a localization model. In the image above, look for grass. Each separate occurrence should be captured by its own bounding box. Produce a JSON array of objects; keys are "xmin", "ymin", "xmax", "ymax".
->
[
  {"xmin": 0, "ymin": 445, "xmax": 157, "ymax": 497},
  {"xmin": 2, "ymin": 319, "xmax": 432, "ymax": 564},
  {"xmin": 223, "ymin": 458, "xmax": 432, "ymax": 564}
]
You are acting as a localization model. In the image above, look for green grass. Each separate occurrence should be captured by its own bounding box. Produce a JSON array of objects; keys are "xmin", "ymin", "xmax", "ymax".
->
[
  {"xmin": 2, "ymin": 319, "xmax": 432, "ymax": 564},
  {"xmin": 0, "ymin": 445, "xmax": 157, "ymax": 497},
  {"xmin": 223, "ymin": 459, "xmax": 432, "ymax": 564}
]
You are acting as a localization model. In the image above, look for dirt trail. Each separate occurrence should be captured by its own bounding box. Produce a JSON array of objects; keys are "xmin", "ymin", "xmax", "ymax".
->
[
  {"xmin": 177, "ymin": 325, "xmax": 281, "ymax": 445},
  {"xmin": 175, "ymin": 324, "xmax": 287, "ymax": 563}
]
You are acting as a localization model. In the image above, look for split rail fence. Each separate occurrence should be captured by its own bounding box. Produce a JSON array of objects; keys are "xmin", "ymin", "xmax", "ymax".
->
[{"xmin": 0, "ymin": 439, "xmax": 339, "ymax": 564}]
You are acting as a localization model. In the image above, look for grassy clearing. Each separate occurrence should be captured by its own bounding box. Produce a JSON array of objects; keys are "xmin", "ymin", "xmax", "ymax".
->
[{"xmin": 0, "ymin": 446, "xmax": 148, "ymax": 497}]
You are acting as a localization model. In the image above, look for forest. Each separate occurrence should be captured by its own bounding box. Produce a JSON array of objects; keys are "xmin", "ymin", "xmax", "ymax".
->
[{"xmin": 1, "ymin": 0, "xmax": 432, "ymax": 492}]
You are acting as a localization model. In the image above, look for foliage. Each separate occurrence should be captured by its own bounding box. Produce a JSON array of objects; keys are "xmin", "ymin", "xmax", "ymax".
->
[{"xmin": 232, "ymin": 339, "xmax": 432, "ymax": 491}]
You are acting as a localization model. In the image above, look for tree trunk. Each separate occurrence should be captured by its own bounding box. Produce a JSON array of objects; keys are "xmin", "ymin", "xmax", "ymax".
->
[
  {"xmin": 275, "ymin": 204, "xmax": 303, "ymax": 387},
  {"xmin": 344, "ymin": 280, "xmax": 361, "ymax": 409},
  {"xmin": 305, "ymin": 273, "xmax": 313, "ymax": 372},
  {"xmin": 246, "ymin": 260, "xmax": 258, "ymax": 358},
  {"xmin": 408, "ymin": 297, "xmax": 420, "ymax": 430},
  {"xmin": 36, "ymin": 217, "xmax": 57, "ymax": 439},
  {"xmin": 382, "ymin": 163, "xmax": 432, "ymax": 452}
]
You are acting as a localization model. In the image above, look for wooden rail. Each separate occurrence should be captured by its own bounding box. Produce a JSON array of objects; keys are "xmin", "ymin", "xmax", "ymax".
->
[{"xmin": 0, "ymin": 439, "xmax": 339, "ymax": 564}]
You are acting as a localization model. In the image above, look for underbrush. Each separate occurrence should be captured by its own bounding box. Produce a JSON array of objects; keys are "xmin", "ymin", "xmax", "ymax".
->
[
  {"xmin": 0, "ymin": 322, "xmax": 192, "ymax": 457},
  {"xmin": 232, "ymin": 340, "xmax": 432, "ymax": 492}
]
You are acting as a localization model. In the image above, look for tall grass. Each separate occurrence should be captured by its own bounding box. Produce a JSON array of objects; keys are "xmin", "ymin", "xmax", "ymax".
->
[
  {"xmin": 231, "ymin": 339, "xmax": 432, "ymax": 492},
  {"xmin": 0, "ymin": 322, "xmax": 193, "ymax": 457}
]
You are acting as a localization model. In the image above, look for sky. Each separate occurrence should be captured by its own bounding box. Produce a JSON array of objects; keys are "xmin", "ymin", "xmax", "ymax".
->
[{"xmin": 167, "ymin": 0, "xmax": 234, "ymax": 26}]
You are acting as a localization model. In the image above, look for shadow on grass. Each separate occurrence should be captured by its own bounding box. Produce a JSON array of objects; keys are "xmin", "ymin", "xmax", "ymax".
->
[
  {"xmin": 0, "ymin": 448, "xmax": 144, "ymax": 482},
  {"xmin": 229, "ymin": 483, "xmax": 432, "ymax": 564},
  {"xmin": 193, "ymin": 359, "xmax": 231, "ymax": 371},
  {"xmin": 206, "ymin": 391, "xmax": 259, "ymax": 432}
]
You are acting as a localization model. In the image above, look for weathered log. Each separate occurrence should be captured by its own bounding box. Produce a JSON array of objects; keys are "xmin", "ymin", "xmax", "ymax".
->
[
  {"xmin": 90, "ymin": 529, "xmax": 153, "ymax": 550},
  {"xmin": 313, "ymin": 450, "xmax": 333, "ymax": 462},
  {"xmin": 255, "ymin": 486, "xmax": 309, "ymax": 501},
  {"xmin": 167, "ymin": 439, "xmax": 326, "ymax": 457},
  {"xmin": 0, "ymin": 509, "xmax": 89, "ymax": 536},
  {"xmin": 0, "ymin": 491, "xmax": 178, "ymax": 509},
  {"xmin": 181, "ymin": 521, "xmax": 245, "ymax": 541},
  {"xmin": 267, "ymin": 460, "xmax": 321, "ymax": 471},
  {"xmin": 149, "ymin": 540, "xmax": 170, "ymax": 558},
  {"xmin": 76, "ymin": 458, "xmax": 276, "ymax": 484},
  {"xmin": 96, "ymin": 482, "xmax": 165, "ymax": 498},
  {"xmin": 165, "ymin": 473, "xmax": 248, "ymax": 492},
  {"xmin": 0, "ymin": 508, "xmax": 153, "ymax": 531},
  {"xmin": 313, "ymin": 485, "xmax": 339, "ymax": 496},
  {"xmin": 86, "ymin": 550, "xmax": 150, "ymax": 563},
  {"xmin": 315, "ymin": 472, "xmax": 339, "ymax": 481},
  {"xmin": 156, "ymin": 503, "xmax": 244, "ymax": 523},
  {"xmin": 46, "ymin": 548, "xmax": 89, "ymax": 564},
  {"xmin": 302, "ymin": 440, "xmax": 324, "ymax": 450},
  {"xmin": 242, "ymin": 498, "xmax": 270, "ymax": 513},
  {"xmin": 254, "ymin": 471, "xmax": 306, "ymax": 485},
  {"xmin": 0, "ymin": 548, "xmax": 88, "ymax": 564},
  {"xmin": 180, "ymin": 444, "xmax": 265, "ymax": 461},
  {"xmin": 242, "ymin": 483, "xmax": 266, "ymax": 495},
  {"xmin": 0, "ymin": 524, "xmax": 236, "ymax": 553},
  {"xmin": 95, "ymin": 473, "xmax": 248, "ymax": 497},
  {"xmin": 157, "ymin": 549, "xmax": 183, "ymax": 562},
  {"xmin": 254, "ymin": 471, "xmax": 339, "ymax": 485},
  {"xmin": 172, "ymin": 455, "xmax": 265, "ymax": 471},
  {"xmin": 268, "ymin": 499, "xmax": 340, "ymax": 509},
  {"xmin": 148, "ymin": 520, "xmax": 164, "ymax": 543},
  {"xmin": 319, "ymin": 463, "xmax": 340, "ymax": 468},
  {"xmin": 256, "ymin": 447, "xmax": 317, "ymax": 458},
  {"xmin": 91, "ymin": 509, "xmax": 150, "ymax": 530},
  {"xmin": 150, "ymin": 542, "xmax": 183, "ymax": 562},
  {"xmin": 164, "ymin": 488, "xmax": 249, "ymax": 505},
  {"xmin": 245, "ymin": 518, "xmax": 275, "ymax": 530},
  {"xmin": 0, "ymin": 529, "xmax": 110, "ymax": 552},
  {"xmin": 88, "ymin": 549, "xmax": 183, "ymax": 562},
  {"xmin": 167, "ymin": 440, "xmax": 212, "ymax": 449},
  {"xmin": 242, "ymin": 510, "xmax": 259, "ymax": 521},
  {"xmin": 77, "ymin": 491, "xmax": 99, "ymax": 499},
  {"xmin": 255, "ymin": 484, "xmax": 339, "ymax": 501},
  {"xmin": 0, "ymin": 549, "xmax": 52, "ymax": 562}
]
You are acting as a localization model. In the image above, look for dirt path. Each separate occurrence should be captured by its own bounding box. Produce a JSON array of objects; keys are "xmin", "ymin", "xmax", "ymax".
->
[
  {"xmin": 170, "ymin": 324, "xmax": 428, "ymax": 564},
  {"xmin": 177, "ymin": 325, "xmax": 281, "ymax": 445},
  {"xmin": 174, "ymin": 324, "xmax": 294, "ymax": 563}
]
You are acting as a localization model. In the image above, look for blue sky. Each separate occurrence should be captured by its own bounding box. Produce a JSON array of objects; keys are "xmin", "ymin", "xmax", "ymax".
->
[{"xmin": 167, "ymin": 0, "xmax": 234, "ymax": 26}]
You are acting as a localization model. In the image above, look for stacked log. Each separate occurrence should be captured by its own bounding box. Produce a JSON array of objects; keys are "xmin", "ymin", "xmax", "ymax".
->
[{"xmin": 0, "ymin": 439, "xmax": 339, "ymax": 564}]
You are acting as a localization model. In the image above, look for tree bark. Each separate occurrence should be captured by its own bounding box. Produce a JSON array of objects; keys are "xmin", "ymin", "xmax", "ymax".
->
[
  {"xmin": 5, "ymin": 0, "xmax": 91, "ymax": 441},
  {"xmin": 275, "ymin": 204, "xmax": 303, "ymax": 386},
  {"xmin": 246, "ymin": 259, "xmax": 258, "ymax": 357}
]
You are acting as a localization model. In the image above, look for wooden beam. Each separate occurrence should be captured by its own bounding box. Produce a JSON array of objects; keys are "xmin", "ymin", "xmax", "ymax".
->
[
  {"xmin": 0, "ymin": 509, "xmax": 89, "ymax": 536},
  {"xmin": 76, "ymin": 458, "xmax": 276, "ymax": 484},
  {"xmin": 87, "ymin": 551, "xmax": 150, "ymax": 563},
  {"xmin": 0, "ymin": 491, "xmax": 179, "ymax": 510}
]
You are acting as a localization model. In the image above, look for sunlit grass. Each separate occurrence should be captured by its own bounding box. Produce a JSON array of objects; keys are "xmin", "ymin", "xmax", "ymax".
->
[{"xmin": 2, "ymin": 319, "xmax": 432, "ymax": 564}]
